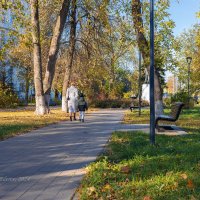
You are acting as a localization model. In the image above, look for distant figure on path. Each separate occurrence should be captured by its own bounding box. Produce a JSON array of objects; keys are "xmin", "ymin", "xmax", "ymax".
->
[
  {"xmin": 66, "ymin": 82, "xmax": 79, "ymax": 121},
  {"xmin": 78, "ymin": 93, "xmax": 88, "ymax": 122}
]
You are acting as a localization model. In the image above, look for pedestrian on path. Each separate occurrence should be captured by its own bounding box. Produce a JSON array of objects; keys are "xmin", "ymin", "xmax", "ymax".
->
[
  {"xmin": 66, "ymin": 81, "xmax": 79, "ymax": 121},
  {"xmin": 78, "ymin": 93, "xmax": 88, "ymax": 122}
]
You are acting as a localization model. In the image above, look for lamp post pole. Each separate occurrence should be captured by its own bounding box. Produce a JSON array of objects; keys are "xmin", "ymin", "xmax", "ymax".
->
[
  {"xmin": 150, "ymin": 0, "xmax": 155, "ymax": 145},
  {"xmin": 138, "ymin": 0, "xmax": 143, "ymax": 117},
  {"xmin": 186, "ymin": 57, "xmax": 192, "ymax": 108},
  {"xmin": 138, "ymin": 51, "xmax": 142, "ymax": 116}
]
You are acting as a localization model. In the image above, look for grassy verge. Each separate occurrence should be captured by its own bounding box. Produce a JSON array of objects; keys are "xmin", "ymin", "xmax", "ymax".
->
[
  {"xmin": 78, "ymin": 107, "xmax": 200, "ymax": 199},
  {"xmin": 0, "ymin": 108, "xmax": 68, "ymax": 140},
  {"xmin": 123, "ymin": 107, "xmax": 200, "ymax": 133}
]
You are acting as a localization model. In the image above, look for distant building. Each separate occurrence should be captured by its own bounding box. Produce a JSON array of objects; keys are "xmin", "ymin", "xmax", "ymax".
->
[
  {"xmin": 141, "ymin": 84, "xmax": 150, "ymax": 102},
  {"xmin": 0, "ymin": 10, "xmax": 35, "ymax": 101},
  {"xmin": 1, "ymin": 9, "xmax": 60, "ymax": 104}
]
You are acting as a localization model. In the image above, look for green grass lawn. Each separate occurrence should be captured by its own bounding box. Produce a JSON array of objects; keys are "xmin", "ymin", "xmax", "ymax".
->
[
  {"xmin": 124, "ymin": 107, "xmax": 200, "ymax": 133},
  {"xmin": 0, "ymin": 107, "xmax": 96, "ymax": 140},
  {"xmin": 0, "ymin": 108, "xmax": 68, "ymax": 140},
  {"xmin": 78, "ymin": 107, "xmax": 200, "ymax": 199}
]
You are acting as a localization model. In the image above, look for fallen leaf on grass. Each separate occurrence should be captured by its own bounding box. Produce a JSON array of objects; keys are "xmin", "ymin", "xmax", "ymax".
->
[
  {"xmin": 171, "ymin": 182, "xmax": 178, "ymax": 190},
  {"xmin": 143, "ymin": 196, "xmax": 152, "ymax": 200},
  {"xmin": 87, "ymin": 186, "xmax": 96, "ymax": 196},
  {"xmin": 125, "ymin": 178, "xmax": 130, "ymax": 182},
  {"xmin": 121, "ymin": 166, "xmax": 131, "ymax": 174},
  {"xmin": 103, "ymin": 172, "xmax": 107, "ymax": 177},
  {"xmin": 104, "ymin": 183, "xmax": 111, "ymax": 190},
  {"xmin": 180, "ymin": 173, "xmax": 188, "ymax": 180},
  {"xmin": 187, "ymin": 180, "xmax": 194, "ymax": 189}
]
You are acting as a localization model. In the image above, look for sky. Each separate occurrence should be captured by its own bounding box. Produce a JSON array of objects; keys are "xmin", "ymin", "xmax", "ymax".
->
[
  {"xmin": 168, "ymin": 0, "xmax": 200, "ymax": 36},
  {"xmin": 165, "ymin": 0, "xmax": 200, "ymax": 79}
]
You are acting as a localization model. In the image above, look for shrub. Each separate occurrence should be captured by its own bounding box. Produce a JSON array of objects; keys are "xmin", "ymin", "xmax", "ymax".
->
[
  {"xmin": 171, "ymin": 92, "xmax": 188, "ymax": 103},
  {"xmin": 90, "ymin": 99, "xmax": 149, "ymax": 108},
  {"xmin": 0, "ymin": 84, "xmax": 19, "ymax": 108},
  {"xmin": 171, "ymin": 91, "xmax": 194, "ymax": 108}
]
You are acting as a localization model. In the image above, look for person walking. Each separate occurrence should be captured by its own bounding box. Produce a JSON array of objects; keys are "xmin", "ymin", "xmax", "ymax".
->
[
  {"xmin": 78, "ymin": 93, "xmax": 88, "ymax": 122},
  {"xmin": 66, "ymin": 82, "xmax": 79, "ymax": 121}
]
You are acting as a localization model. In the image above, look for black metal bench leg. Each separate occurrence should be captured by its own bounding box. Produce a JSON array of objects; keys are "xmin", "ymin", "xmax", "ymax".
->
[{"xmin": 155, "ymin": 119, "xmax": 159, "ymax": 131}]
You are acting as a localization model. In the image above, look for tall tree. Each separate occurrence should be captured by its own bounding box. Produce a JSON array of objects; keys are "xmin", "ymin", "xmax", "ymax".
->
[
  {"xmin": 30, "ymin": 0, "xmax": 46, "ymax": 114},
  {"xmin": 175, "ymin": 24, "xmax": 200, "ymax": 95},
  {"xmin": 43, "ymin": 0, "xmax": 71, "ymax": 111},
  {"xmin": 62, "ymin": 0, "xmax": 77, "ymax": 111},
  {"xmin": 1, "ymin": 0, "xmax": 71, "ymax": 114},
  {"xmin": 131, "ymin": 0, "xmax": 175, "ymax": 115}
]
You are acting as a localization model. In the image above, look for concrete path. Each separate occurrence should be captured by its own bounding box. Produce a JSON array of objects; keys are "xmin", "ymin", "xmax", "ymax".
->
[
  {"xmin": 118, "ymin": 124, "xmax": 187, "ymax": 135},
  {"xmin": 0, "ymin": 109, "xmax": 124, "ymax": 200}
]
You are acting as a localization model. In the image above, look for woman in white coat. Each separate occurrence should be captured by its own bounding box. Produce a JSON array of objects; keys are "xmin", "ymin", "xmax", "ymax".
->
[{"xmin": 66, "ymin": 83, "xmax": 79, "ymax": 121}]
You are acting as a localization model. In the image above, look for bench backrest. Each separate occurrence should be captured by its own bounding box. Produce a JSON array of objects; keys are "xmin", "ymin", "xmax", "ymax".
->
[{"xmin": 170, "ymin": 102, "xmax": 184, "ymax": 120}]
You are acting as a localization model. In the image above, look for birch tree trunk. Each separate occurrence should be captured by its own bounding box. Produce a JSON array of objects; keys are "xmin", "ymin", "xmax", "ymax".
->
[
  {"xmin": 132, "ymin": 0, "xmax": 164, "ymax": 115},
  {"xmin": 62, "ymin": 0, "xmax": 77, "ymax": 112},
  {"xmin": 43, "ymin": 0, "xmax": 71, "ymax": 111},
  {"xmin": 30, "ymin": 0, "xmax": 46, "ymax": 115}
]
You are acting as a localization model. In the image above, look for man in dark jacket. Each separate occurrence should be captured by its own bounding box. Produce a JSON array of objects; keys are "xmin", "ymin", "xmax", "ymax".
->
[{"xmin": 78, "ymin": 93, "xmax": 88, "ymax": 122}]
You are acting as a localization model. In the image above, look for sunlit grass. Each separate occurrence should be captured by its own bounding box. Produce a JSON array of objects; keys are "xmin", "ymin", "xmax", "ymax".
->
[
  {"xmin": 78, "ymin": 107, "xmax": 200, "ymax": 199},
  {"xmin": 123, "ymin": 109, "xmax": 150, "ymax": 124},
  {"xmin": 78, "ymin": 132, "xmax": 200, "ymax": 200},
  {"xmin": 123, "ymin": 106, "xmax": 200, "ymax": 133},
  {"xmin": 0, "ymin": 108, "xmax": 67, "ymax": 140}
]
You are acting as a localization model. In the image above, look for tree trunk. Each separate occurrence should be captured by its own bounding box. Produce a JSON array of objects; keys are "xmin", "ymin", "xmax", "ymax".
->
[
  {"xmin": 132, "ymin": 0, "xmax": 164, "ymax": 115},
  {"xmin": 25, "ymin": 67, "xmax": 29, "ymax": 105},
  {"xmin": 62, "ymin": 67, "xmax": 71, "ymax": 112},
  {"xmin": 43, "ymin": 0, "xmax": 71, "ymax": 111},
  {"xmin": 62, "ymin": 0, "xmax": 77, "ymax": 112},
  {"xmin": 30, "ymin": 0, "xmax": 46, "ymax": 115}
]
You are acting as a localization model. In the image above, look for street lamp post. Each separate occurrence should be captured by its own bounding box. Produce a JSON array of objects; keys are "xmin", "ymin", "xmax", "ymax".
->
[
  {"xmin": 150, "ymin": 0, "xmax": 155, "ymax": 145},
  {"xmin": 138, "ymin": 0, "xmax": 143, "ymax": 117},
  {"xmin": 186, "ymin": 57, "xmax": 192, "ymax": 108},
  {"xmin": 138, "ymin": 51, "xmax": 142, "ymax": 116}
]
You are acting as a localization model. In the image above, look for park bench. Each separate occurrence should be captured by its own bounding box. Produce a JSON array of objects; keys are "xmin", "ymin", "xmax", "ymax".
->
[
  {"xmin": 130, "ymin": 104, "xmax": 139, "ymax": 112},
  {"xmin": 155, "ymin": 102, "xmax": 184, "ymax": 130}
]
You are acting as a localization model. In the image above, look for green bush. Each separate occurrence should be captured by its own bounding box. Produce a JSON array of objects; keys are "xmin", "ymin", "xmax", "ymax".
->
[
  {"xmin": 0, "ymin": 85, "xmax": 19, "ymax": 108},
  {"xmin": 171, "ymin": 91, "xmax": 194, "ymax": 108},
  {"xmin": 90, "ymin": 99, "xmax": 124, "ymax": 108},
  {"xmin": 171, "ymin": 92, "xmax": 188, "ymax": 103},
  {"xmin": 90, "ymin": 99, "xmax": 149, "ymax": 108}
]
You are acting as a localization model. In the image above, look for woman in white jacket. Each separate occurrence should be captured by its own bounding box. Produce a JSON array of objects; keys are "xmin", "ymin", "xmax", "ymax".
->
[{"xmin": 66, "ymin": 83, "xmax": 78, "ymax": 121}]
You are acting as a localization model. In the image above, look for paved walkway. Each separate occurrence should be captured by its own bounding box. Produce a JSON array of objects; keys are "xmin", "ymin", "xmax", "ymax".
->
[
  {"xmin": 119, "ymin": 124, "xmax": 187, "ymax": 135},
  {"xmin": 0, "ymin": 109, "xmax": 187, "ymax": 200},
  {"xmin": 0, "ymin": 109, "xmax": 124, "ymax": 200}
]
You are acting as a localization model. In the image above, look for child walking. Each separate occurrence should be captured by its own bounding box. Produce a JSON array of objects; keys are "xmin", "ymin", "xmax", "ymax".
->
[{"xmin": 78, "ymin": 93, "xmax": 88, "ymax": 122}]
